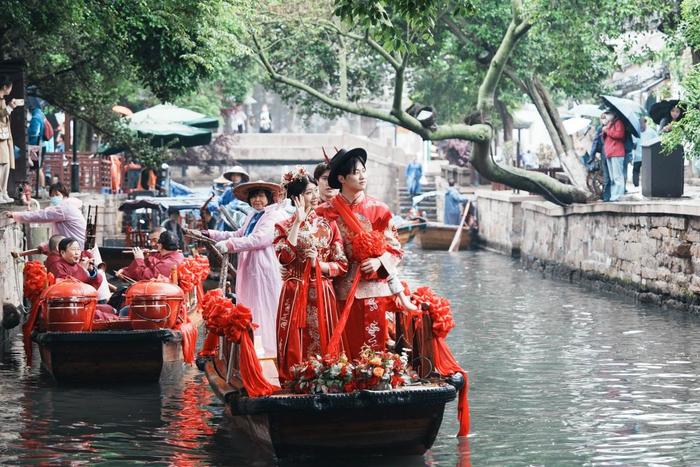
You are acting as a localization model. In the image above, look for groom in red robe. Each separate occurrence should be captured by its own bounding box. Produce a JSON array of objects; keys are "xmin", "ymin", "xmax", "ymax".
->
[{"xmin": 316, "ymin": 148, "xmax": 403, "ymax": 358}]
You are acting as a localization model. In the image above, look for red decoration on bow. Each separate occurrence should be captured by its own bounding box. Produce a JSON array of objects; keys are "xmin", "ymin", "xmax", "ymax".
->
[
  {"xmin": 22, "ymin": 261, "xmax": 54, "ymax": 364},
  {"xmin": 201, "ymin": 290, "xmax": 277, "ymax": 397},
  {"xmin": 410, "ymin": 285, "xmax": 470, "ymax": 437}
]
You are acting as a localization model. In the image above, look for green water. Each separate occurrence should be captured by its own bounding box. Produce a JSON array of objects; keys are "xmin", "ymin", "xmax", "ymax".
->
[{"xmin": 1, "ymin": 249, "xmax": 699, "ymax": 465}]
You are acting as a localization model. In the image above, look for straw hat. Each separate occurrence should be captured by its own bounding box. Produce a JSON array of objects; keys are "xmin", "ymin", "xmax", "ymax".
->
[
  {"xmin": 213, "ymin": 175, "xmax": 230, "ymax": 185},
  {"xmin": 222, "ymin": 165, "xmax": 250, "ymax": 183},
  {"xmin": 233, "ymin": 180, "xmax": 283, "ymax": 201}
]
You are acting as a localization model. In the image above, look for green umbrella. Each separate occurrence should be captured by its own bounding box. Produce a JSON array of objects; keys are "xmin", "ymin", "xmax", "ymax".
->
[
  {"xmin": 130, "ymin": 121, "xmax": 212, "ymax": 148},
  {"xmin": 129, "ymin": 104, "xmax": 219, "ymax": 130}
]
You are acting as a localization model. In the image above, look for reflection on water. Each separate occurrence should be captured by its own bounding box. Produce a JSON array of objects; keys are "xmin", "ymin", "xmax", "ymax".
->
[{"xmin": 1, "ymin": 249, "xmax": 700, "ymax": 465}]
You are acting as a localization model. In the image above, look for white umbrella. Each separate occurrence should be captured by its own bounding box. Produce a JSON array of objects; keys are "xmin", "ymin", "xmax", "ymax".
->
[
  {"xmin": 563, "ymin": 117, "xmax": 591, "ymax": 135},
  {"xmin": 569, "ymin": 103, "xmax": 603, "ymax": 118}
]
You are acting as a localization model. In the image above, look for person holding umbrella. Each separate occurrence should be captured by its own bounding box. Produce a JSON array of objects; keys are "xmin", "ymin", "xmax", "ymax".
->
[{"xmin": 602, "ymin": 111, "xmax": 628, "ymax": 201}]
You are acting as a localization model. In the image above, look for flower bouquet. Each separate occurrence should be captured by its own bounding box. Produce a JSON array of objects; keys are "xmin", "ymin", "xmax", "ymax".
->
[
  {"xmin": 286, "ymin": 346, "xmax": 414, "ymax": 394},
  {"xmin": 352, "ymin": 345, "xmax": 412, "ymax": 391},
  {"xmin": 286, "ymin": 353, "xmax": 355, "ymax": 394}
]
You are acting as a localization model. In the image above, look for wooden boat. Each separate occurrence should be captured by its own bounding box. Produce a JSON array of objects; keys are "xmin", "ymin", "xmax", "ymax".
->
[
  {"xmin": 396, "ymin": 217, "xmax": 427, "ymax": 245},
  {"xmin": 416, "ymin": 222, "xmax": 473, "ymax": 250},
  {"xmin": 100, "ymin": 195, "xmax": 211, "ymax": 272},
  {"xmin": 201, "ymin": 311, "xmax": 464, "ymax": 459},
  {"xmin": 32, "ymin": 277, "xmax": 202, "ymax": 384}
]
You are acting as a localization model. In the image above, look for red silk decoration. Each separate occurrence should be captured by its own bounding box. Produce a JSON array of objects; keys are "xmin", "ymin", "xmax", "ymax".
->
[
  {"xmin": 411, "ymin": 286, "xmax": 470, "ymax": 437},
  {"xmin": 201, "ymin": 291, "xmax": 278, "ymax": 397},
  {"xmin": 177, "ymin": 259, "xmax": 198, "ymax": 294},
  {"xmin": 22, "ymin": 261, "xmax": 52, "ymax": 364},
  {"xmin": 176, "ymin": 320, "xmax": 198, "ymax": 364},
  {"xmin": 349, "ymin": 230, "xmax": 386, "ymax": 262}
]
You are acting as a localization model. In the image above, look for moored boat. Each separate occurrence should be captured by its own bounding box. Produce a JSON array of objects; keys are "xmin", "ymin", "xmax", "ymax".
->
[
  {"xmin": 415, "ymin": 222, "xmax": 473, "ymax": 250},
  {"xmin": 396, "ymin": 217, "xmax": 427, "ymax": 245}
]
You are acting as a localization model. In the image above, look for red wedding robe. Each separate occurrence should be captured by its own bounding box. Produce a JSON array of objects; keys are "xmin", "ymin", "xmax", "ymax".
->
[
  {"xmin": 316, "ymin": 192, "xmax": 403, "ymax": 358},
  {"xmin": 274, "ymin": 211, "xmax": 348, "ymax": 381}
]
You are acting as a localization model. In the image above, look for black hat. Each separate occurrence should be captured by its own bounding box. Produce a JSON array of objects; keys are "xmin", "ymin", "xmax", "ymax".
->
[
  {"xmin": 328, "ymin": 147, "xmax": 367, "ymax": 189},
  {"xmin": 158, "ymin": 231, "xmax": 179, "ymax": 251}
]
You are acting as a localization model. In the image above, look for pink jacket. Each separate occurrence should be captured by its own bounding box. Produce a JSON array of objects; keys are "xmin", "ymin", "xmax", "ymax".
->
[
  {"xmin": 12, "ymin": 198, "xmax": 87, "ymax": 248},
  {"xmin": 205, "ymin": 205, "xmax": 289, "ymax": 357}
]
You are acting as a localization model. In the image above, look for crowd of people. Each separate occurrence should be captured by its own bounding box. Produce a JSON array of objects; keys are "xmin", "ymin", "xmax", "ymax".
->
[
  {"xmin": 586, "ymin": 105, "xmax": 682, "ymax": 202},
  {"xmin": 9, "ymin": 147, "xmax": 419, "ymax": 382}
]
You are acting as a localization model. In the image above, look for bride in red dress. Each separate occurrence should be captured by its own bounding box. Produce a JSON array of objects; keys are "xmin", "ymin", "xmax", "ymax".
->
[{"xmin": 274, "ymin": 169, "xmax": 348, "ymax": 382}]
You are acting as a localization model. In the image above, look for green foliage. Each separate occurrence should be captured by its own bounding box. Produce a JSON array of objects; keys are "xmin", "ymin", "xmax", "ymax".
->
[
  {"xmin": 664, "ymin": 0, "xmax": 700, "ymax": 158},
  {"xmin": 1, "ymin": 0, "xmax": 248, "ymax": 167}
]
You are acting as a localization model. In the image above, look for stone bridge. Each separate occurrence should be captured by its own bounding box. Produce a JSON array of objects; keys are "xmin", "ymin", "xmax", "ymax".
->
[{"xmin": 173, "ymin": 133, "xmax": 413, "ymax": 212}]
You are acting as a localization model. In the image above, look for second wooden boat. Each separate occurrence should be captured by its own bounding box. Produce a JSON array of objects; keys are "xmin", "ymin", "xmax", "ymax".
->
[{"xmin": 415, "ymin": 222, "xmax": 473, "ymax": 250}]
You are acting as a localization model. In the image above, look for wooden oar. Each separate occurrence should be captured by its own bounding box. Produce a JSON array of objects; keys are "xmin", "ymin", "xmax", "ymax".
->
[{"xmin": 448, "ymin": 200, "xmax": 471, "ymax": 253}]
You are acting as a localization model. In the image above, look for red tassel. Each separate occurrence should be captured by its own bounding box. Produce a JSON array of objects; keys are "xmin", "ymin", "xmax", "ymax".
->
[
  {"xmin": 433, "ymin": 337, "xmax": 470, "ymax": 437},
  {"xmin": 314, "ymin": 260, "xmax": 328, "ymax": 353},
  {"xmin": 199, "ymin": 331, "xmax": 218, "ymax": 357},
  {"xmin": 22, "ymin": 298, "xmax": 43, "ymax": 365},
  {"xmin": 239, "ymin": 333, "xmax": 279, "ymax": 397},
  {"xmin": 177, "ymin": 321, "xmax": 198, "ymax": 364}
]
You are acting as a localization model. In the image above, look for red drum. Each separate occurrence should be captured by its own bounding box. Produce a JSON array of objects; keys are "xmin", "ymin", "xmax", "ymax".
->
[
  {"xmin": 43, "ymin": 279, "xmax": 97, "ymax": 332},
  {"xmin": 125, "ymin": 280, "xmax": 184, "ymax": 330}
]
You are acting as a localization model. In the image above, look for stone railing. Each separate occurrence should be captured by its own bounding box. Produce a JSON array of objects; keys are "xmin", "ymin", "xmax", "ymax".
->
[{"xmin": 476, "ymin": 189, "xmax": 700, "ymax": 310}]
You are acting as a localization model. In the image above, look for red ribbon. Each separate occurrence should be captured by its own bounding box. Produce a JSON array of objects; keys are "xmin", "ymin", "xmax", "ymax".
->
[
  {"xmin": 202, "ymin": 290, "xmax": 278, "ymax": 397},
  {"xmin": 411, "ymin": 286, "xmax": 470, "ymax": 437},
  {"xmin": 22, "ymin": 261, "xmax": 53, "ymax": 365}
]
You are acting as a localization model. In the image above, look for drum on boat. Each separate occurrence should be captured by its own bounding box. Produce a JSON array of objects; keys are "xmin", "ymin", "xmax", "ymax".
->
[
  {"xmin": 125, "ymin": 280, "xmax": 184, "ymax": 330},
  {"xmin": 42, "ymin": 278, "xmax": 97, "ymax": 332}
]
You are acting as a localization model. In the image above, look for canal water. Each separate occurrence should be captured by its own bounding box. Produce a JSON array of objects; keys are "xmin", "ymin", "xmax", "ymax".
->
[{"xmin": 1, "ymin": 249, "xmax": 700, "ymax": 465}]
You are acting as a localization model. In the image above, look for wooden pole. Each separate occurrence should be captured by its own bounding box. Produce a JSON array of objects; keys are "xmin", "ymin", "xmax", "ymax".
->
[{"xmin": 448, "ymin": 200, "xmax": 471, "ymax": 253}]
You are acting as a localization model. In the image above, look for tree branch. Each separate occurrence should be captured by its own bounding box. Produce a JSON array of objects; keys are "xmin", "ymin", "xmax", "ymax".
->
[
  {"xmin": 321, "ymin": 21, "xmax": 402, "ymax": 70},
  {"xmin": 477, "ymin": 2, "xmax": 531, "ymax": 113}
]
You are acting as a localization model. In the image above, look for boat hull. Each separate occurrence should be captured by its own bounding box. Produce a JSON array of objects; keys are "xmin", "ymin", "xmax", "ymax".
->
[
  {"xmin": 416, "ymin": 222, "xmax": 472, "ymax": 250},
  {"xmin": 35, "ymin": 329, "xmax": 182, "ymax": 383},
  {"xmin": 204, "ymin": 359, "xmax": 457, "ymax": 458},
  {"xmin": 34, "ymin": 311, "xmax": 202, "ymax": 383}
]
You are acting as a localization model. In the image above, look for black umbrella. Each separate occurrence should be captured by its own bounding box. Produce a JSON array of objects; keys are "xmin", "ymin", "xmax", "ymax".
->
[
  {"xmin": 649, "ymin": 99, "xmax": 681, "ymax": 125},
  {"xmin": 601, "ymin": 95, "xmax": 645, "ymax": 138}
]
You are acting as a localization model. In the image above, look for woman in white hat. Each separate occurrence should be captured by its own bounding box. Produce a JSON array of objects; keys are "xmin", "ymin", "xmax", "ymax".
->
[{"xmin": 202, "ymin": 180, "xmax": 287, "ymax": 357}]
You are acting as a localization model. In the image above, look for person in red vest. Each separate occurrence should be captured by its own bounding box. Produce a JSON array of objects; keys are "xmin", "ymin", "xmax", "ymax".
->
[{"xmin": 117, "ymin": 230, "xmax": 184, "ymax": 281}]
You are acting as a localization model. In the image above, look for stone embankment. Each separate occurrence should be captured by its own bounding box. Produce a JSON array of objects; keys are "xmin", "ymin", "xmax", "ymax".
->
[{"xmin": 476, "ymin": 190, "xmax": 700, "ymax": 312}]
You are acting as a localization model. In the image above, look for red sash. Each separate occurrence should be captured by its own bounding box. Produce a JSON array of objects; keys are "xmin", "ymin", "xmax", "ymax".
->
[{"xmin": 327, "ymin": 196, "xmax": 370, "ymax": 355}]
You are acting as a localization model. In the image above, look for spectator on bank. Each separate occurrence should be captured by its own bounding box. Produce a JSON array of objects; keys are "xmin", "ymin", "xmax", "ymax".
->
[
  {"xmin": 602, "ymin": 111, "xmax": 627, "ymax": 202},
  {"xmin": 259, "ymin": 104, "xmax": 272, "ymax": 133},
  {"xmin": 632, "ymin": 117, "xmax": 658, "ymax": 188},
  {"xmin": 521, "ymin": 149, "xmax": 539, "ymax": 169},
  {"xmin": 405, "ymin": 156, "xmax": 423, "ymax": 197}
]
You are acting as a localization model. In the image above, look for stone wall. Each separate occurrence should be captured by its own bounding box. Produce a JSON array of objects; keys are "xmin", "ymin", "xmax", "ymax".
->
[
  {"xmin": 475, "ymin": 190, "xmax": 539, "ymax": 256},
  {"xmin": 476, "ymin": 190, "xmax": 700, "ymax": 310},
  {"xmin": 0, "ymin": 215, "xmax": 25, "ymax": 308}
]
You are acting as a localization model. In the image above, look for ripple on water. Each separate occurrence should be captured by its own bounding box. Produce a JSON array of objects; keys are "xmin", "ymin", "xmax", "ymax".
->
[{"xmin": 1, "ymin": 250, "xmax": 700, "ymax": 465}]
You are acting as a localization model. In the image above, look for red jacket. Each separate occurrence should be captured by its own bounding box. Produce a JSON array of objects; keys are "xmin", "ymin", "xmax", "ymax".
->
[
  {"xmin": 122, "ymin": 250, "xmax": 185, "ymax": 281},
  {"xmin": 44, "ymin": 252, "xmax": 62, "ymax": 271},
  {"xmin": 47, "ymin": 257, "xmax": 103, "ymax": 290},
  {"xmin": 603, "ymin": 119, "xmax": 626, "ymax": 158}
]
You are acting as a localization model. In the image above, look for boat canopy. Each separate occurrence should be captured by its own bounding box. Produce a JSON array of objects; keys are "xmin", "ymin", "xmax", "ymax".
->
[{"xmin": 118, "ymin": 196, "xmax": 210, "ymax": 214}]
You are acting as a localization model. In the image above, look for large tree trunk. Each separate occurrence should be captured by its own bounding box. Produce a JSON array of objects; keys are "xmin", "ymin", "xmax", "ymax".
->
[
  {"xmin": 470, "ymin": 137, "xmax": 590, "ymax": 204},
  {"xmin": 495, "ymin": 98, "xmax": 514, "ymax": 165},
  {"xmin": 525, "ymin": 75, "xmax": 589, "ymax": 189}
]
